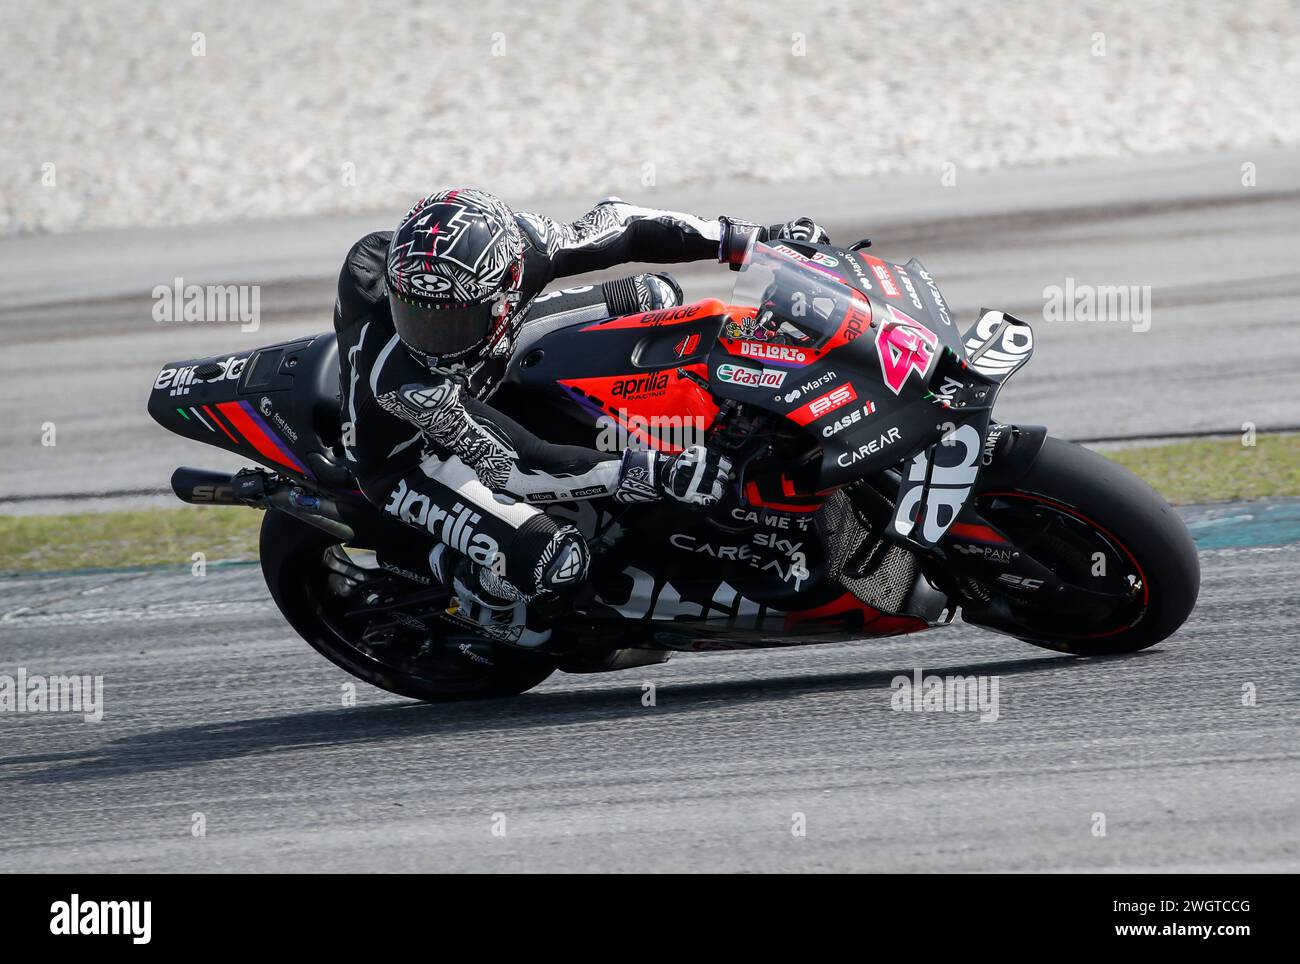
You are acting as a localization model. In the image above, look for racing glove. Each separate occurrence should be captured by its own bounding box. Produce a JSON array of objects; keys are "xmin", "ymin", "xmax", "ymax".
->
[
  {"xmin": 614, "ymin": 445, "xmax": 734, "ymax": 506},
  {"xmin": 718, "ymin": 216, "xmax": 765, "ymax": 270},
  {"xmin": 719, "ymin": 216, "xmax": 832, "ymax": 270},
  {"xmin": 769, "ymin": 217, "xmax": 831, "ymax": 245}
]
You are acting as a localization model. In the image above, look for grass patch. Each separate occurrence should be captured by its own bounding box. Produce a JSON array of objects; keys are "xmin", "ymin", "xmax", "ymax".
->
[
  {"xmin": 0, "ymin": 506, "xmax": 261, "ymax": 573},
  {"xmin": 1102, "ymin": 433, "xmax": 1300, "ymax": 506},
  {"xmin": 1, "ymin": 435, "xmax": 1296, "ymax": 574}
]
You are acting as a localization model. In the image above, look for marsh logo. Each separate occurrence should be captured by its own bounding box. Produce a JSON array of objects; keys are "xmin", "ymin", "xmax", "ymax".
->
[{"xmin": 50, "ymin": 895, "xmax": 151, "ymax": 944}]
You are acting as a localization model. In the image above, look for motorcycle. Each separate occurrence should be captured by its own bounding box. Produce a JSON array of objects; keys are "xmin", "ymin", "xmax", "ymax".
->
[{"xmin": 147, "ymin": 238, "xmax": 1200, "ymax": 701}]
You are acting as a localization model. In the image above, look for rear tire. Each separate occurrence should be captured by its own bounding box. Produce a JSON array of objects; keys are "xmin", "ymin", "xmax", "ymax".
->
[
  {"xmin": 970, "ymin": 436, "xmax": 1200, "ymax": 655},
  {"xmin": 259, "ymin": 511, "xmax": 557, "ymax": 702}
]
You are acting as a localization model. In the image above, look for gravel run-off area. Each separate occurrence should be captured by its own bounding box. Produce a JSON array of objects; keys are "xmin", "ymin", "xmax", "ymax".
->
[{"xmin": 3, "ymin": 0, "xmax": 1298, "ymax": 235}]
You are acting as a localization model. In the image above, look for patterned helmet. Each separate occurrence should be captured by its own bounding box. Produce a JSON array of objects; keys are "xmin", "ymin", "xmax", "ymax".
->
[{"xmin": 385, "ymin": 188, "xmax": 527, "ymax": 368}]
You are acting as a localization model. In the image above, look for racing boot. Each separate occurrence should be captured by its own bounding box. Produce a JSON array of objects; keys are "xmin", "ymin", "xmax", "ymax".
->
[{"xmin": 439, "ymin": 551, "xmax": 553, "ymax": 649}]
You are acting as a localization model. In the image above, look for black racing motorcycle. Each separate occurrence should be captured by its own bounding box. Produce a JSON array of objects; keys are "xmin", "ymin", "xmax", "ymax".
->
[{"xmin": 147, "ymin": 239, "xmax": 1199, "ymax": 701}]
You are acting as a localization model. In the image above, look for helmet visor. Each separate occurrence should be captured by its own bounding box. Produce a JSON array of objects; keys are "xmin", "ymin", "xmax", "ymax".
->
[{"xmin": 389, "ymin": 292, "xmax": 500, "ymax": 359}]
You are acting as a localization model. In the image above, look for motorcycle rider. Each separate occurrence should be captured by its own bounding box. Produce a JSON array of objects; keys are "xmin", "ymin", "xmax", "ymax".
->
[{"xmin": 335, "ymin": 187, "xmax": 830, "ymax": 645}]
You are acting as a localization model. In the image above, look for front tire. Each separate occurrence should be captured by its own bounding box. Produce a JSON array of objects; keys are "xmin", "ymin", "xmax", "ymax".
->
[
  {"xmin": 259, "ymin": 511, "xmax": 557, "ymax": 702},
  {"xmin": 967, "ymin": 436, "xmax": 1200, "ymax": 655}
]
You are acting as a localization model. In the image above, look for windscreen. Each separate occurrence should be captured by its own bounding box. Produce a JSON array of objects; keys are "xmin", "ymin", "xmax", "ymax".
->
[{"xmin": 729, "ymin": 242, "xmax": 871, "ymax": 352}]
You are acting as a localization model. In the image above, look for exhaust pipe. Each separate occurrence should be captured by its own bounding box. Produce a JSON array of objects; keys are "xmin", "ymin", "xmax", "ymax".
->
[
  {"xmin": 171, "ymin": 467, "xmax": 239, "ymax": 505},
  {"xmin": 171, "ymin": 466, "xmax": 356, "ymax": 542}
]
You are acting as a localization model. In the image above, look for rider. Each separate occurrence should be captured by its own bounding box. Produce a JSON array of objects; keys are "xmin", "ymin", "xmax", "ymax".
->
[{"xmin": 335, "ymin": 188, "xmax": 829, "ymax": 644}]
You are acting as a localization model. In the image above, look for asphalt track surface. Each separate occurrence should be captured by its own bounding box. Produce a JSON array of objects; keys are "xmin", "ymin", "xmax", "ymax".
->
[
  {"xmin": 1, "ymin": 150, "xmax": 1298, "ymax": 871},
  {"xmin": 1, "ymin": 536, "xmax": 1297, "ymax": 873}
]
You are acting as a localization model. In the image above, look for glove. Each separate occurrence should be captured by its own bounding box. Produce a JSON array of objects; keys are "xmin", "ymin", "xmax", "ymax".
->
[
  {"xmin": 661, "ymin": 445, "xmax": 734, "ymax": 506},
  {"xmin": 769, "ymin": 217, "xmax": 831, "ymax": 245},
  {"xmin": 613, "ymin": 446, "xmax": 734, "ymax": 506},
  {"xmin": 718, "ymin": 216, "xmax": 765, "ymax": 270}
]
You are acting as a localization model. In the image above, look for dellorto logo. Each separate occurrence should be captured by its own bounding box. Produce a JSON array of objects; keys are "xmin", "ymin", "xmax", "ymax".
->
[{"xmin": 738, "ymin": 341, "xmax": 808, "ymax": 364}]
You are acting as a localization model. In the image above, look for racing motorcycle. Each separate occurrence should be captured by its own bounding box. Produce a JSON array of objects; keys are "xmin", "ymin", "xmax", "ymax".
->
[{"xmin": 147, "ymin": 238, "xmax": 1200, "ymax": 701}]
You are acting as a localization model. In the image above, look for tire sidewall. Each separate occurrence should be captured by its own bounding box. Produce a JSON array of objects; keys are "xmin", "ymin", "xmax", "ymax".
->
[
  {"xmin": 258, "ymin": 511, "xmax": 556, "ymax": 701},
  {"xmin": 977, "ymin": 436, "xmax": 1201, "ymax": 653}
]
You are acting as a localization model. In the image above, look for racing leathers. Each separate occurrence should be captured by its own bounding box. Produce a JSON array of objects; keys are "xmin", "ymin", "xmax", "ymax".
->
[{"xmin": 335, "ymin": 198, "xmax": 802, "ymax": 634}]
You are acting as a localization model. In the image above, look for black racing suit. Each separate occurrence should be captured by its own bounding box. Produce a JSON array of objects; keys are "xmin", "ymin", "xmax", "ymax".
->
[{"xmin": 334, "ymin": 198, "xmax": 729, "ymax": 599}]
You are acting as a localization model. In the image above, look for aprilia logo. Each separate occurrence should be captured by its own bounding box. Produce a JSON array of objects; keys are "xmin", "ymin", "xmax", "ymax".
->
[
  {"xmin": 639, "ymin": 304, "xmax": 702, "ymax": 326},
  {"xmin": 153, "ymin": 354, "xmax": 247, "ymax": 398},
  {"xmin": 612, "ymin": 372, "xmax": 669, "ymax": 397},
  {"xmin": 384, "ymin": 480, "xmax": 499, "ymax": 567}
]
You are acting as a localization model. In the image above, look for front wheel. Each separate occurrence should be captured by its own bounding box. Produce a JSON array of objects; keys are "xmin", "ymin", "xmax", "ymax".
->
[
  {"xmin": 960, "ymin": 436, "xmax": 1200, "ymax": 655},
  {"xmin": 259, "ymin": 511, "xmax": 557, "ymax": 702}
]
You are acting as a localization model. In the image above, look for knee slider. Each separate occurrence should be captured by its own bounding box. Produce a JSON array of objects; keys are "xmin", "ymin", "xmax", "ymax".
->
[{"xmin": 504, "ymin": 515, "xmax": 591, "ymax": 596}]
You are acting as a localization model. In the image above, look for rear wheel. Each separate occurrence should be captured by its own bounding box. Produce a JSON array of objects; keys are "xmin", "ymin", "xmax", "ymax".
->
[
  {"xmin": 259, "ymin": 511, "xmax": 557, "ymax": 701},
  {"xmin": 963, "ymin": 437, "xmax": 1199, "ymax": 655}
]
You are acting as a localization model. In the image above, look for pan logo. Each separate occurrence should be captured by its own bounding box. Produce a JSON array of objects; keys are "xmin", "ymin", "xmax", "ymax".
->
[{"xmin": 951, "ymin": 543, "xmax": 1012, "ymax": 564}]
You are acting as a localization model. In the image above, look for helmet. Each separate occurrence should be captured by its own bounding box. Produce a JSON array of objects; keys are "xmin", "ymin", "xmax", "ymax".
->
[{"xmin": 385, "ymin": 189, "xmax": 527, "ymax": 371}]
